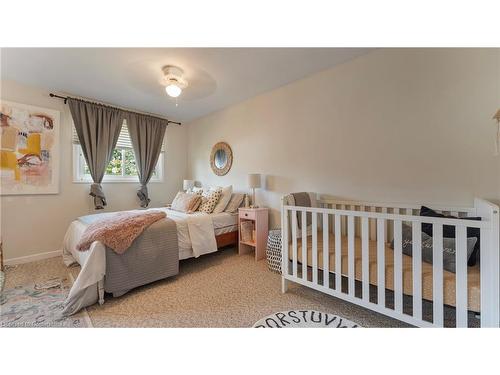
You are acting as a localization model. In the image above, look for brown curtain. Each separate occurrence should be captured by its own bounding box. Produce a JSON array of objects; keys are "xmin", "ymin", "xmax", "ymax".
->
[
  {"xmin": 68, "ymin": 98, "xmax": 123, "ymax": 209},
  {"xmin": 126, "ymin": 113, "xmax": 167, "ymax": 207}
]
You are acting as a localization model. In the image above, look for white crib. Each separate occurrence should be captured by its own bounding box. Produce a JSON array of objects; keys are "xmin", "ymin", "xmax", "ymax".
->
[{"xmin": 280, "ymin": 196, "xmax": 499, "ymax": 327}]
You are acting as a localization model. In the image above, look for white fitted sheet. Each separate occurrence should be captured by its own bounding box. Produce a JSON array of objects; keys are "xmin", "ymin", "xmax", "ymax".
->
[{"xmin": 211, "ymin": 212, "xmax": 238, "ymax": 229}]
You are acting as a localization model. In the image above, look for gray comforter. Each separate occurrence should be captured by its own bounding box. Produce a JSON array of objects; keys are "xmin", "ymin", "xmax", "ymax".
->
[
  {"xmin": 103, "ymin": 217, "xmax": 179, "ymax": 297},
  {"xmin": 62, "ymin": 213, "xmax": 179, "ymax": 316}
]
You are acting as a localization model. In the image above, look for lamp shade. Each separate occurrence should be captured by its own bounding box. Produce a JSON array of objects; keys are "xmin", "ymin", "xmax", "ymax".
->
[
  {"xmin": 248, "ymin": 174, "xmax": 261, "ymax": 189},
  {"xmin": 183, "ymin": 179, "xmax": 194, "ymax": 191},
  {"xmin": 494, "ymin": 109, "xmax": 500, "ymax": 121}
]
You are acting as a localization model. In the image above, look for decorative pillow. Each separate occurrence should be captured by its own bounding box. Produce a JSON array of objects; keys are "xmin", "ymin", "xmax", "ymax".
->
[
  {"xmin": 188, "ymin": 187, "xmax": 203, "ymax": 196},
  {"xmin": 212, "ymin": 185, "xmax": 233, "ymax": 214},
  {"xmin": 224, "ymin": 193, "xmax": 245, "ymax": 213},
  {"xmin": 198, "ymin": 188, "xmax": 222, "ymax": 213},
  {"xmin": 171, "ymin": 192, "xmax": 202, "ymax": 213},
  {"xmin": 390, "ymin": 223, "xmax": 477, "ymax": 273},
  {"xmin": 420, "ymin": 206, "xmax": 481, "ymax": 266},
  {"xmin": 188, "ymin": 196, "xmax": 202, "ymax": 212}
]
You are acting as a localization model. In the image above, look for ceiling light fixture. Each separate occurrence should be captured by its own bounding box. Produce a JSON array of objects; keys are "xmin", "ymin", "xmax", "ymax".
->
[
  {"xmin": 161, "ymin": 65, "xmax": 188, "ymax": 98},
  {"xmin": 165, "ymin": 83, "xmax": 182, "ymax": 98}
]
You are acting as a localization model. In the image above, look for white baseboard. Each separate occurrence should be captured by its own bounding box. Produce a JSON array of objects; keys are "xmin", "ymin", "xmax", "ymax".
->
[{"xmin": 4, "ymin": 250, "xmax": 62, "ymax": 266}]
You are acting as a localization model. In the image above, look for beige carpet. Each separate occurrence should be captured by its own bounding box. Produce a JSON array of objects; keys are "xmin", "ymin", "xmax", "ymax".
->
[{"xmin": 5, "ymin": 247, "xmax": 410, "ymax": 327}]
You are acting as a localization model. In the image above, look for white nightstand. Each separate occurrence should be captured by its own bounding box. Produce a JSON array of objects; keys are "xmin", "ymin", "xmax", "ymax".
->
[{"xmin": 238, "ymin": 207, "xmax": 269, "ymax": 261}]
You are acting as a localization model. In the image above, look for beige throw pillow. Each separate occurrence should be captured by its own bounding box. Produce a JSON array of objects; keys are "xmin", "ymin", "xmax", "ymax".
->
[
  {"xmin": 187, "ymin": 195, "xmax": 202, "ymax": 212},
  {"xmin": 224, "ymin": 193, "xmax": 245, "ymax": 213},
  {"xmin": 171, "ymin": 192, "xmax": 202, "ymax": 213},
  {"xmin": 198, "ymin": 188, "xmax": 222, "ymax": 213},
  {"xmin": 212, "ymin": 185, "xmax": 233, "ymax": 214}
]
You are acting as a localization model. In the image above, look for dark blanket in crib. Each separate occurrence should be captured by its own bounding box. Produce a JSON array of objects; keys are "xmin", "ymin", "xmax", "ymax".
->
[{"xmin": 292, "ymin": 192, "xmax": 312, "ymax": 229}]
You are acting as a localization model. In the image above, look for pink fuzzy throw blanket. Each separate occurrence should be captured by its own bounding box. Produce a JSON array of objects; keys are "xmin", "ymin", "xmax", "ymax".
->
[{"xmin": 77, "ymin": 210, "xmax": 166, "ymax": 254}]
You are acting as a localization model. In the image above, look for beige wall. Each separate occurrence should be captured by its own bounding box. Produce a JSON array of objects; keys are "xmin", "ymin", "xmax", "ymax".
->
[
  {"xmin": 1, "ymin": 80, "xmax": 188, "ymax": 260},
  {"xmin": 2, "ymin": 49, "xmax": 499, "ymax": 260},
  {"xmin": 187, "ymin": 49, "xmax": 500, "ymax": 227}
]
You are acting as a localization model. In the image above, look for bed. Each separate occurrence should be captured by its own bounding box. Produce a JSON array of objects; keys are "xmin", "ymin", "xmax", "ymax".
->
[
  {"xmin": 62, "ymin": 208, "xmax": 238, "ymax": 315},
  {"xmin": 289, "ymin": 233, "xmax": 481, "ymax": 312},
  {"xmin": 281, "ymin": 195, "xmax": 500, "ymax": 328}
]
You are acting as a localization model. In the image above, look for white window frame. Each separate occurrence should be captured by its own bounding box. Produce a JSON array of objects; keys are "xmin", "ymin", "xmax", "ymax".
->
[{"xmin": 73, "ymin": 145, "xmax": 164, "ymax": 183}]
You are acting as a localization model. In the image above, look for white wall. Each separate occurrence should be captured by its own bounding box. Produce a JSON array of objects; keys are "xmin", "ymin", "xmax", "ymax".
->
[
  {"xmin": 187, "ymin": 49, "xmax": 500, "ymax": 227},
  {"xmin": 1, "ymin": 80, "xmax": 188, "ymax": 260}
]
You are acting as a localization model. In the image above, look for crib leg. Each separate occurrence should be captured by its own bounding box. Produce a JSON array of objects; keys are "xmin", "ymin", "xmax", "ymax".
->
[{"xmin": 281, "ymin": 277, "xmax": 288, "ymax": 293}]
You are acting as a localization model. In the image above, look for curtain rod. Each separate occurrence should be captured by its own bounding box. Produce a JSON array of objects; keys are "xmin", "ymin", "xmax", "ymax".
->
[{"xmin": 49, "ymin": 93, "xmax": 181, "ymax": 126}]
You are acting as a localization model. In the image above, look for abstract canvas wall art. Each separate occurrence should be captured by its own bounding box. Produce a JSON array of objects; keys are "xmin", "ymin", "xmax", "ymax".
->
[{"xmin": 0, "ymin": 100, "xmax": 60, "ymax": 195}]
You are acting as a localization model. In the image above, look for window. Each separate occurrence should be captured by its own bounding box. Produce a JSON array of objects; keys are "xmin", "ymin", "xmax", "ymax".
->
[{"xmin": 73, "ymin": 121, "xmax": 164, "ymax": 182}]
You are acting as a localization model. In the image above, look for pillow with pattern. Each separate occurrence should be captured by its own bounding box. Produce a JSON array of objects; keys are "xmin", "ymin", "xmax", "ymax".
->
[
  {"xmin": 188, "ymin": 187, "xmax": 203, "ymax": 196},
  {"xmin": 198, "ymin": 188, "xmax": 222, "ymax": 213}
]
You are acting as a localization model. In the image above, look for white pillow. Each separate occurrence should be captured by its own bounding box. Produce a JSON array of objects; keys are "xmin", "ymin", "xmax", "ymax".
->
[{"xmin": 211, "ymin": 185, "xmax": 233, "ymax": 214}]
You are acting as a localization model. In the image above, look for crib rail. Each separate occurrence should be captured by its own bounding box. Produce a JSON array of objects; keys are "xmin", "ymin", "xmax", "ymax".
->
[
  {"xmin": 280, "ymin": 198, "xmax": 499, "ymax": 328},
  {"xmin": 317, "ymin": 199, "xmax": 474, "ymax": 243}
]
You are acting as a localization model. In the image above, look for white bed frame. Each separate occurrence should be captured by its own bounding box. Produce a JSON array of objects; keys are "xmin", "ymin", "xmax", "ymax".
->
[{"xmin": 280, "ymin": 196, "xmax": 499, "ymax": 327}]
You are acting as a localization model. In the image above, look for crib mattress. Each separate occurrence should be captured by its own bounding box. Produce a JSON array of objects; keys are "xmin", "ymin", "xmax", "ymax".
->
[{"xmin": 288, "ymin": 232, "xmax": 480, "ymax": 312}]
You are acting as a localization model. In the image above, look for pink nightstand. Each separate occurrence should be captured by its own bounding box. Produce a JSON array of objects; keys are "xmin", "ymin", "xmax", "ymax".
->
[{"xmin": 238, "ymin": 207, "xmax": 269, "ymax": 261}]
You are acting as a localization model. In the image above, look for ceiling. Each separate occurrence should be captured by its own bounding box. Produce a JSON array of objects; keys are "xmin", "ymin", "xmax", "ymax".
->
[{"xmin": 1, "ymin": 48, "xmax": 373, "ymax": 123}]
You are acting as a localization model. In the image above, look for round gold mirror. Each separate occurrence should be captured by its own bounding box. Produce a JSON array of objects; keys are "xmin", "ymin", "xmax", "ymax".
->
[{"xmin": 210, "ymin": 142, "xmax": 233, "ymax": 176}]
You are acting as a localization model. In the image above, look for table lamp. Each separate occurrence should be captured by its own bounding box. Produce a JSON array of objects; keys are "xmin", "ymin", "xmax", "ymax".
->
[
  {"xmin": 248, "ymin": 173, "xmax": 261, "ymax": 208},
  {"xmin": 183, "ymin": 179, "xmax": 194, "ymax": 192}
]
